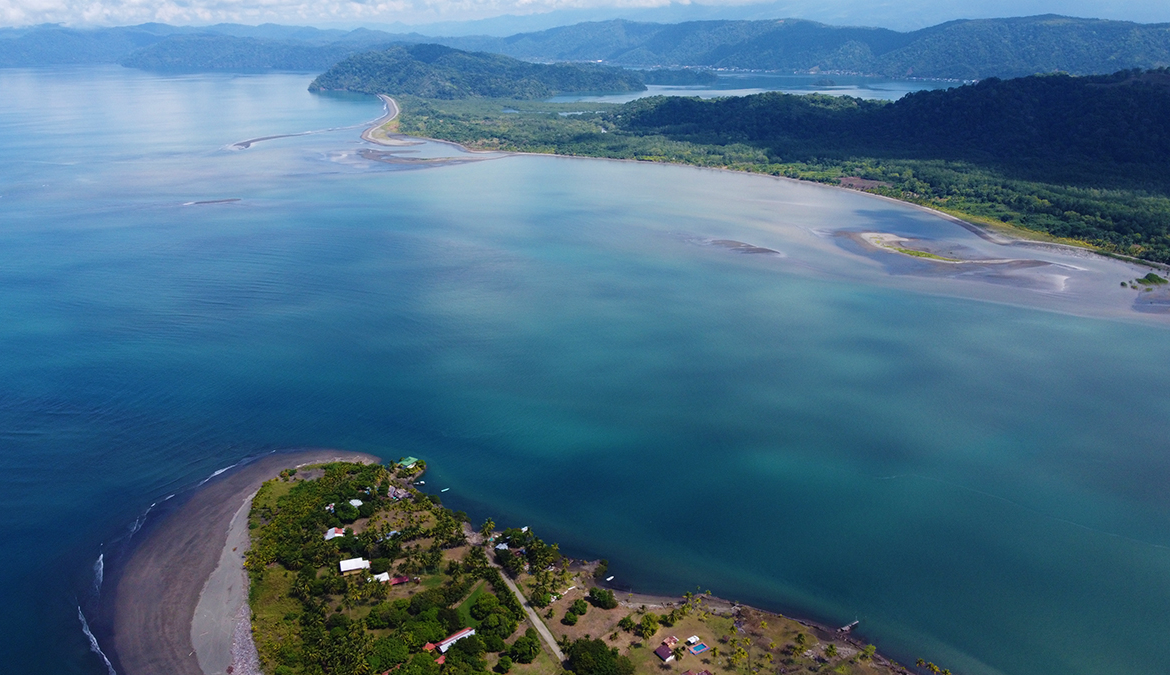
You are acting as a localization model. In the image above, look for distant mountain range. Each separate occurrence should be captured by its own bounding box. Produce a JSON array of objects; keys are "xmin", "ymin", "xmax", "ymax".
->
[{"xmin": 3, "ymin": 15, "xmax": 1169, "ymax": 80}]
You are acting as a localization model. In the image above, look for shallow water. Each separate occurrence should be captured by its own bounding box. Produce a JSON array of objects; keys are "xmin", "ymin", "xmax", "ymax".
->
[
  {"xmin": 1, "ymin": 66, "xmax": 1169, "ymax": 675},
  {"xmin": 548, "ymin": 72, "xmax": 959, "ymax": 103}
]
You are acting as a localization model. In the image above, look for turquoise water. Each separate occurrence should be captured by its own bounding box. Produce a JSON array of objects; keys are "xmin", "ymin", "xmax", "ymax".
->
[{"xmin": 1, "ymin": 66, "xmax": 1169, "ymax": 675}]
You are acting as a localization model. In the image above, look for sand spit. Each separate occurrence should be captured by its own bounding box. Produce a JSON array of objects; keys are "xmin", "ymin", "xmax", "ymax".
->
[{"xmin": 112, "ymin": 449, "xmax": 379, "ymax": 675}]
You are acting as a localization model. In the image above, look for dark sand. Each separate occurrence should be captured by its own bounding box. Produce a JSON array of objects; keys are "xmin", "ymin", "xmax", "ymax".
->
[{"xmin": 112, "ymin": 449, "xmax": 379, "ymax": 675}]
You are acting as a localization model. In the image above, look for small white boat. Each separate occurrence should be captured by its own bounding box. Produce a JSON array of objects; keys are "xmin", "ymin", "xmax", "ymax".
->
[
  {"xmin": 417, "ymin": 480, "xmax": 425, "ymax": 484},
  {"xmin": 441, "ymin": 488, "xmax": 450, "ymax": 492},
  {"xmin": 606, "ymin": 575, "xmax": 614, "ymax": 582}
]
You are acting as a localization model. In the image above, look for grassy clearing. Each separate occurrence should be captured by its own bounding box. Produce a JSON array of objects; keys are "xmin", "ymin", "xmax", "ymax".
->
[
  {"xmin": 250, "ymin": 567, "xmax": 302, "ymax": 675},
  {"xmin": 456, "ymin": 580, "xmax": 489, "ymax": 628}
]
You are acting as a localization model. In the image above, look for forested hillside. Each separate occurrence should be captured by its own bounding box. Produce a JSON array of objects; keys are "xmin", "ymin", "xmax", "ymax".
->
[
  {"xmin": 395, "ymin": 69, "xmax": 1170, "ymax": 262},
  {"xmin": 4, "ymin": 16, "xmax": 1170, "ymax": 79},
  {"xmin": 446, "ymin": 15, "xmax": 1170, "ymax": 78},
  {"xmin": 309, "ymin": 43, "xmax": 645, "ymax": 98}
]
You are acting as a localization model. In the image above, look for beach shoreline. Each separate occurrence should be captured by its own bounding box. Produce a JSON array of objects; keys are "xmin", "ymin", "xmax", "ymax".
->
[
  {"xmin": 110, "ymin": 449, "xmax": 380, "ymax": 675},
  {"xmin": 362, "ymin": 97, "xmax": 1166, "ymax": 275}
]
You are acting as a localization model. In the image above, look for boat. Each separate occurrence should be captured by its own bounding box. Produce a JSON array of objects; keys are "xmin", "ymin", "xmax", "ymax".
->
[
  {"xmin": 606, "ymin": 575, "xmax": 615, "ymax": 581},
  {"xmin": 441, "ymin": 488, "xmax": 450, "ymax": 492}
]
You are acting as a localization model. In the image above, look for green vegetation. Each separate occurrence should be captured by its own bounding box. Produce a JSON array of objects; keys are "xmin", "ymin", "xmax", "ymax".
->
[
  {"xmin": 246, "ymin": 461, "xmax": 528, "ymax": 675},
  {"xmin": 247, "ymin": 460, "xmax": 910, "ymax": 675},
  {"xmin": 394, "ymin": 69, "xmax": 1170, "ymax": 263},
  {"xmin": 309, "ymin": 44, "xmax": 645, "ymax": 99},
  {"xmin": 588, "ymin": 587, "xmax": 618, "ymax": 610},
  {"xmin": 565, "ymin": 638, "xmax": 634, "ymax": 675},
  {"xmin": 7, "ymin": 16, "xmax": 1170, "ymax": 78},
  {"xmin": 442, "ymin": 16, "xmax": 1170, "ymax": 79}
]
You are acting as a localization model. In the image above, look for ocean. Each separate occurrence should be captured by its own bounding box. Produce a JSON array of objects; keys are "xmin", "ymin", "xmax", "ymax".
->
[{"xmin": 0, "ymin": 66, "xmax": 1168, "ymax": 675}]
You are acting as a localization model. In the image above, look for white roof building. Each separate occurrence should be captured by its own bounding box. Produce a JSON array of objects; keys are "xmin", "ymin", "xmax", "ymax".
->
[
  {"xmin": 340, "ymin": 557, "xmax": 370, "ymax": 574},
  {"xmin": 324, "ymin": 527, "xmax": 346, "ymax": 541},
  {"xmin": 373, "ymin": 572, "xmax": 391, "ymax": 583},
  {"xmin": 438, "ymin": 628, "xmax": 476, "ymax": 653},
  {"xmin": 495, "ymin": 543, "xmax": 509, "ymax": 550},
  {"xmin": 348, "ymin": 499, "xmax": 363, "ymax": 508}
]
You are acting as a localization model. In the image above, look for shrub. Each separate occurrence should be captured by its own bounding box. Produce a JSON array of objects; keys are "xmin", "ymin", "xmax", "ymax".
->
[
  {"xmin": 566, "ymin": 638, "xmax": 635, "ymax": 675},
  {"xmin": 496, "ymin": 656, "xmax": 514, "ymax": 673},
  {"xmin": 588, "ymin": 587, "xmax": 618, "ymax": 610},
  {"xmin": 562, "ymin": 611, "xmax": 579, "ymax": 626},
  {"xmin": 508, "ymin": 634, "xmax": 540, "ymax": 664},
  {"xmin": 571, "ymin": 598, "xmax": 589, "ymax": 615}
]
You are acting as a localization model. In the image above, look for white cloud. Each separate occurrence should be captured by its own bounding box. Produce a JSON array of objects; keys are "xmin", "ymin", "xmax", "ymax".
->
[{"xmin": 0, "ymin": 0, "xmax": 1167, "ymax": 29}]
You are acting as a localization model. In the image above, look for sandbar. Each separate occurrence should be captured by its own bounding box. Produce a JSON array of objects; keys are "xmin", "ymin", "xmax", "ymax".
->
[{"xmin": 111, "ymin": 449, "xmax": 379, "ymax": 675}]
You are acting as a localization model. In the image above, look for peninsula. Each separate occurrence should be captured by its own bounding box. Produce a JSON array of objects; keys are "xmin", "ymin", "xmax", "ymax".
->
[{"xmin": 108, "ymin": 457, "xmax": 963, "ymax": 675}]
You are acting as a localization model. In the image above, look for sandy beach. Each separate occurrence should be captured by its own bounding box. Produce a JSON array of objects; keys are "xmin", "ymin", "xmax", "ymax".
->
[
  {"xmin": 361, "ymin": 95, "xmax": 413, "ymax": 146},
  {"xmin": 111, "ymin": 449, "xmax": 379, "ymax": 675}
]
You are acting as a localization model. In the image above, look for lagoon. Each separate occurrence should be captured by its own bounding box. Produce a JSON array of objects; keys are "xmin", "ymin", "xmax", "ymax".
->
[{"xmin": 1, "ymin": 66, "xmax": 1169, "ymax": 675}]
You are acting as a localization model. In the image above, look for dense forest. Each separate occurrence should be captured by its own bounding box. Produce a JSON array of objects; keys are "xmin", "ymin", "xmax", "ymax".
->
[
  {"xmin": 394, "ymin": 70, "xmax": 1170, "ymax": 262},
  {"xmin": 309, "ymin": 44, "xmax": 645, "ymax": 98},
  {"xmin": 444, "ymin": 15, "xmax": 1170, "ymax": 78},
  {"xmin": 4, "ymin": 16, "xmax": 1170, "ymax": 78}
]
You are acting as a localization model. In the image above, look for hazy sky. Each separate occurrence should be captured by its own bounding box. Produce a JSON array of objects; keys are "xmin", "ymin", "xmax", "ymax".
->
[{"xmin": 2, "ymin": 0, "xmax": 1168, "ymax": 30}]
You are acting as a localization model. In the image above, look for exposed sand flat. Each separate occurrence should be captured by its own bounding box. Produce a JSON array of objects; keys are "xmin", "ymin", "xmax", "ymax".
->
[
  {"xmin": 191, "ymin": 490, "xmax": 255, "ymax": 675},
  {"xmin": 112, "ymin": 450, "xmax": 379, "ymax": 675}
]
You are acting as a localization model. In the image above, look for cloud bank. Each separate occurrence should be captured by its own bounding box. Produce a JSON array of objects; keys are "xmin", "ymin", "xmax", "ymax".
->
[{"xmin": 2, "ymin": 0, "xmax": 1168, "ymax": 30}]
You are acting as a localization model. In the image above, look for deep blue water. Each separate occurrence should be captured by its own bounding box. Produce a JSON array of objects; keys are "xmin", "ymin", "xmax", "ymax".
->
[{"xmin": 1, "ymin": 66, "xmax": 1169, "ymax": 675}]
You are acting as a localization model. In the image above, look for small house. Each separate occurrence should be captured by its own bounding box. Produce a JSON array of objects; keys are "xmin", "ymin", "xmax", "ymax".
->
[
  {"xmin": 389, "ymin": 575, "xmax": 411, "ymax": 586},
  {"xmin": 664, "ymin": 636, "xmax": 680, "ymax": 647},
  {"xmin": 654, "ymin": 645, "xmax": 675, "ymax": 663},
  {"xmin": 495, "ymin": 543, "xmax": 509, "ymax": 551},
  {"xmin": 399, "ymin": 457, "xmax": 419, "ymax": 469},
  {"xmin": 340, "ymin": 557, "xmax": 370, "ymax": 575},
  {"xmin": 324, "ymin": 527, "xmax": 346, "ymax": 541},
  {"xmin": 373, "ymin": 572, "xmax": 391, "ymax": 583},
  {"xmin": 348, "ymin": 498, "xmax": 363, "ymax": 508},
  {"xmin": 687, "ymin": 636, "xmax": 701, "ymax": 645}
]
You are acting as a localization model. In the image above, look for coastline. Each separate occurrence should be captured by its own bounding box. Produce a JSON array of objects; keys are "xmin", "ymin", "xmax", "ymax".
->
[
  {"xmin": 110, "ymin": 449, "xmax": 380, "ymax": 675},
  {"xmin": 362, "ymin": 97, "xmax": 1165, "ymax": 274}
]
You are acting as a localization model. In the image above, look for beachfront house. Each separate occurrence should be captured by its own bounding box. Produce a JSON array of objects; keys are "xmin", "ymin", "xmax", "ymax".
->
[
  {"xmin": 340, "ymin": 557, "xmax": 370, "ymax": 575},
  {"xmin": 399, "ymin": 457, "xmax": 419, "ymax": 469},
  {"xmin": 324, "ymin": 527, "xmax": 346, "ymax": 541}
]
